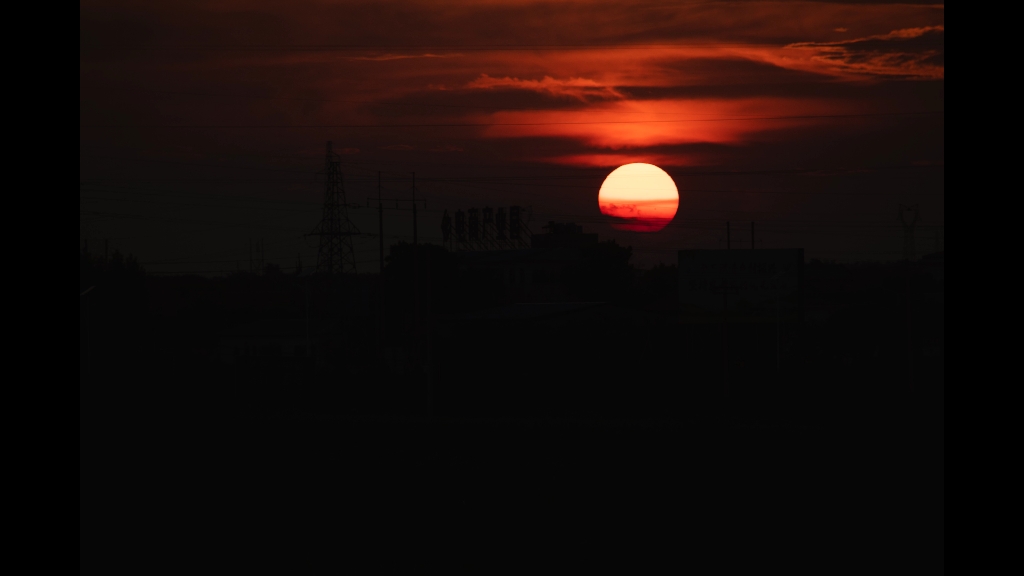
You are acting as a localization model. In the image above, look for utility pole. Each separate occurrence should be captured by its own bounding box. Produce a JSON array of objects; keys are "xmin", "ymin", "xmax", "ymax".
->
[
  {"xmin": 378, "ymin": 171, "xmax": 384, "ymax": 273},
  {"xmin": 412, "ymin": 172, "xmax": 418, "ymax": 247},
  {"xmin": 898, "ymin": 204, "xmax": 919, "ymax": 395},
  {"xmin": 771, "ymin": 270, "xmax": 783, "ymax": 371},
  {"xmin": 716, "ymin": 275, "xmax": 732, "ymax": 405},
  {"xmin": 907, "ymin": 259, "xmax": 913, "ymax": 394},
  {"xmin": 305, "ymin": 278, "xmax": 311, "ymax": 358},
  {"xmin": 412, "ymin": 172, "xmax": 419, "ymax": 385},
  {"xmin": 425, "ymin": 248, "xmax": 433, "ymax": 419},
  {"xmin": 441, "ymin": 210, "xmax": 452, "ymax": 251},
  {"xmin": 724, "ymin": 278, "xmax": 729, "ymax": 396},
  {"xmin": 378, "ymin": 171, "xmax": 386, "ymax": 349}
]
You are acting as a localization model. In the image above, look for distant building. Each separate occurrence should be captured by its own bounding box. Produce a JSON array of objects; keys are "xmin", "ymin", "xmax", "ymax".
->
[
  {"xmin": 456, "ymin": 221, "xmax": 599, "ymax": 302},
  {"xmin": 530, "ymin": 222, "xmax": 598, "ymax": 251}
]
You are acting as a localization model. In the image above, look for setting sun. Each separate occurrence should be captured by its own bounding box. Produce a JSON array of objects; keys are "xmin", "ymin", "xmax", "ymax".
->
[{"xmin": 598, "ymin": 163, "xmax": 679, "ymax": 232}]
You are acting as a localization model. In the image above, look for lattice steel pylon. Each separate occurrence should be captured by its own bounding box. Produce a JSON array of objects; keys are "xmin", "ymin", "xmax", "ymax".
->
[{"xmin": 312, "ymin": 141, "xmax": 359, "ymax": 275}]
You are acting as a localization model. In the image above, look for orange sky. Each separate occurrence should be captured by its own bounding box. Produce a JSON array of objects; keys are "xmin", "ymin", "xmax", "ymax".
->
[
  {"xmin": 80, "ymin": 0, "xmax": 944, "ymax": 267},
  {"xmin": 82, "ymin": 1, "xmax": 943, "ymax": 163}
]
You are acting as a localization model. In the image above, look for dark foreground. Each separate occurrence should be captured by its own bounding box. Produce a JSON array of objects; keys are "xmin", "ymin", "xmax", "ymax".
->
[
  {"xmin": 80, "ymin": 256, "xmax": 943, "ymax": 569},
  {"xmin": 81, "ymin": 405, "xmax": 943, "ymax": 571}
]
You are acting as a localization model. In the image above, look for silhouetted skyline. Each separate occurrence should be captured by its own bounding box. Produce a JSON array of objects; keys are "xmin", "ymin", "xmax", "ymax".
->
[
  {"xmin": 80, "ymin": 5, "xmax": 943, "ymax": 569},
  {"xmin": 80, "ymin": 1, "xmax": 943, "ymax": 275}
]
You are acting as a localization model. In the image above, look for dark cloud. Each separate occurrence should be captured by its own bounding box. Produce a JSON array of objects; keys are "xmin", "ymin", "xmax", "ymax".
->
[{"xmin": 787, "ymin": 26, "xmax": 943, "ymax": 78}]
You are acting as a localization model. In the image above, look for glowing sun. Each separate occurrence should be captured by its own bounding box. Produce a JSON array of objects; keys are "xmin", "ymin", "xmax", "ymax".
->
[{"xmin": 598, "ymin": 163, "xmax": 679, "ymax": 232}]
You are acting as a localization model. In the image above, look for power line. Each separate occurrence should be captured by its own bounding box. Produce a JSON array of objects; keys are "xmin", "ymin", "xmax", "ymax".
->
[
  {"xmin": 83, "ymin": 42, "xmax": 809, "ymax": 53},
  {"xmin": 80, "ymin": 176, "xmax": 942, "ymax": 196},
  {"xmin": 84, "ymin": 86, "xmax": 811, "ymax": 115},
  {"xmin": 81, "ymin": 110, "xmax": 943, "ymax": 129},
  {"xmin": 81, "ymin": 153, "xmax": 325, "ymax": 175},
  {"xmin": 80, "ymin": 142, "xmax": 943, "ymax": 177},
  {"xmin": 79, "ymin": 183, "xmax": 324, "ymax": 206},
  {"xmin": 79, "ymin": 209, "xmax": 303, "ymax": 232},
  {"xmin": 80, "ymin": 195, "xmax": 321, "ymax": 214}
]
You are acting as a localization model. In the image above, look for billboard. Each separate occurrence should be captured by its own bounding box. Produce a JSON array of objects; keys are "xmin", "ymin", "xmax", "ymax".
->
[{"xmin": 678, "ymin": 249, "xmax": 803, "ymax": 323}]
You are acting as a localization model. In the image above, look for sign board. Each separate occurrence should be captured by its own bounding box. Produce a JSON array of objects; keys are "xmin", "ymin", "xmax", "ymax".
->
[{"xmin": 678, "ymin": 249, "xmax": 803, "ymax": 323}]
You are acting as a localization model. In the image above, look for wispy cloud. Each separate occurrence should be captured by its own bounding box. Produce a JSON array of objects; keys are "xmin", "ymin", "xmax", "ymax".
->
[
  {"xmin": 786, "ymin": 26, "xmax": 944, "ymax": 79},
  {"xmin": 381, "ymin": 144, "xmax": 463, "ymax": 152},
  {"xmin": 345, "ymin": 53, "xmax": 454, "ymax": 61},
  {"xmin": 466, "ymin": 74, "xmax": 624, "ymax": 101},
  {"xmin": 545, "ymin": 153, "xmax": 694, "ymax": 167},
  {"xmin": 478, "ymin": 97, "xmax": 849, "ymax": 149}
]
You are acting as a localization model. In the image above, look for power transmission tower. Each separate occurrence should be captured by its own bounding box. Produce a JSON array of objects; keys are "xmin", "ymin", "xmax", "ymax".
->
[
  {"xmin": 898, "ymin": 204, "xmax": 920, "ymax": 261},
  {"xmin": 311, "ymin": 141, "xmax": 359, "ymax": 275}
]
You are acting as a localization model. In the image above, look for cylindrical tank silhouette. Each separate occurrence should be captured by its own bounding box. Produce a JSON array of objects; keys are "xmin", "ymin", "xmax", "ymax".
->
[
  {"xmin": 468, "ymin": 208, "xmax": 480, "ymax": 241},
  {"xmin": 509, "ymin": 206, "xmax": 521, "ymax": 240},
  {"xmin": 455, "ymin": 210, "xmax": 466, "ymax": 243},
  {"xmin": 496, "ymin": 207, "xmax": 507, "ymax": 239},
  {"xmin": 441, "ymin": 210, "xmax": 452, "ymax": 243},
  {"xmin": 482, "ymin": 207, "xmax": 493, "ymax": 241}
]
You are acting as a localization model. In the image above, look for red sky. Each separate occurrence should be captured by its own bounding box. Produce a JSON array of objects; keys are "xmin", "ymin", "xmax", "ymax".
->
[{"xmin": 80, "ymin": 1, "xmax": 944, "ymax": 272}]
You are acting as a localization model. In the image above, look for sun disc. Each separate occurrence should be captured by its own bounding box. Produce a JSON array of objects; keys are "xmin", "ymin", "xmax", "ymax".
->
[{"xmin": 598, "ymin": 163, "xmax": 679, "ymax": 232}]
